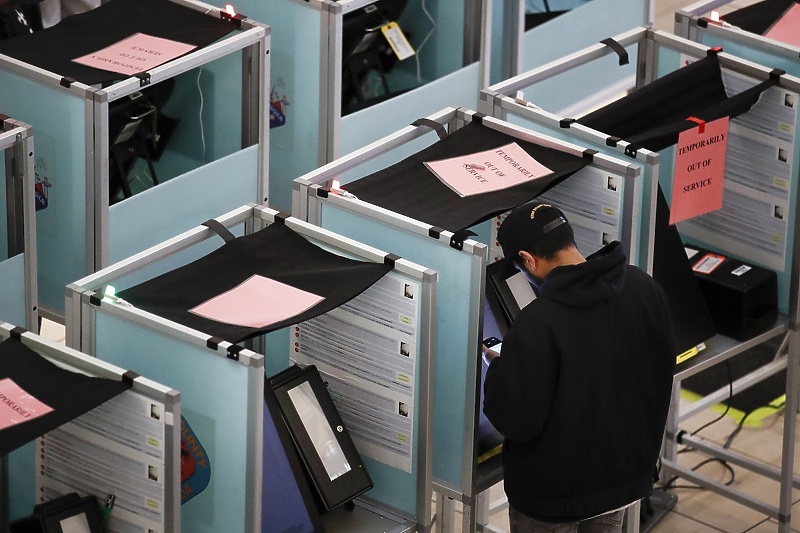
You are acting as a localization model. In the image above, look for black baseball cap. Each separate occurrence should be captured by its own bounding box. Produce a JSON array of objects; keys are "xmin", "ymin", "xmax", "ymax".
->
[{"xmin": 497, "ymin": 202, "xmax": 569, "ymax": 260}]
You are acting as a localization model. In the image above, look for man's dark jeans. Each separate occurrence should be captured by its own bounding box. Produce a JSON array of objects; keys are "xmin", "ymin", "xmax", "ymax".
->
[{"xmin": 509, "ymin": 506, "xmax": 625, "ymax": 533}]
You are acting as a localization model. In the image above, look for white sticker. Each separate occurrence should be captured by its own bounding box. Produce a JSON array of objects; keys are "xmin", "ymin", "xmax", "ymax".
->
[
  {"xmin": 731, "ymin": 265, "xmax": 752, "ymax": 276},
  {"xmin": 685, "ymin": 247, "xmax": 699, "ymax": 259},
  {"xmin": 381, "ymin": 22, "xmax": 415, "ymax": 61}
]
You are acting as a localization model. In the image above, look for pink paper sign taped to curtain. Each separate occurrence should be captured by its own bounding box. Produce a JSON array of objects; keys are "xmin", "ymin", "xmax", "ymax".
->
[
  {"xmin": 670, "ymin": 116, "xmax": 729, "ymax": 225},
  {"xmin": 764, "ymin": 3, "xmax": 800, "ymax": 48},
  {"xmin": 73, "ymin": 33, "xmax": 197, "ymax": 76},
  {"xmin": 0, "ymin": 378, "xmax": 53, "ymax": 431},
  {"xmin": 189, "ymin": 275, "xmax": 325, "ymax": 328},
  {"xmin": 424, "ymin": 142, "xmax": 553, "ymax": 197}
]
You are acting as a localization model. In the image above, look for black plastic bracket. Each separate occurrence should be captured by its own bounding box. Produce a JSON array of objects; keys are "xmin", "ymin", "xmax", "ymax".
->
[
  {"xmin": 450, "ymin": 229, "xmax": 477, "ymax": 251},
  {"xmin": 134, "ymin": 72, "xmax": 151, "ymax": 88},
  {"xmin": 384, "ymin": 253, "xmax": 400, "ymax": 268},
  {"xmin": 227, "ymin": 344, "xmax": 244, "ymax": 361},
  {"xmin": 600, "ymin": 37, "xmax": 629, "ymax": 66}
]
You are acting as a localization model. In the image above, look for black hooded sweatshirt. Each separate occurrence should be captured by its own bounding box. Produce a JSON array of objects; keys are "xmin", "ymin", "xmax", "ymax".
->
[{"xmin": 483, "ymin": 242, "xmax": 675, "ymax": 522}]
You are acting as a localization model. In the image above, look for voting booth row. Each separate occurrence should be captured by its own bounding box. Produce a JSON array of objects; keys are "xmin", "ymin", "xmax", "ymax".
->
[
  {"xmin": 481, "ymin": 26, "xmax": 800, "ymax": 532},
  {"xmin": 0, "ymin": 0, "xmax": 270, "ymax": 320},
  {"xmin": 0, "ymin": 116, "xmax": 36, "ymax": 332}
]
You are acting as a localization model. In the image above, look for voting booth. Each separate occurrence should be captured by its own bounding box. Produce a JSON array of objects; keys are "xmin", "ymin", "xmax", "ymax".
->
[
  {"xmin": 0, "ymin": 0, "xmax": 269, "ymax": 320},
  {"xmin": 292, "ymin": 107, "xmax": 646, "ymax": 532},
  {"xmin": 481, "ymin": 27, "xmax": 800, "ymax": 531},
  {"xmin": 64, "ymin": 204, "xmax": 437, "ymax": 533},
  {"xmin": 211, "ymin": 0, "xmax": 488, "ymax": 211},
  {"xmin": 0, "ymin": 115, "xmax": 37, "ymax": 331},
  {"xmin": 0, "ymin": 323, "xmax": 180, "ymax": 533},
  {"xmin": 675, "ymin": 0, "xmax": 800, "ymax": 79}
]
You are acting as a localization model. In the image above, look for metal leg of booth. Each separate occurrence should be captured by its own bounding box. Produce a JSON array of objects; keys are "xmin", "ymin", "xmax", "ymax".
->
[
  {"xmin": 1, "ymin": 455, "xmax": 6, "ymax": 533},
  {"xmin": 475, "ymin": 487, "xmax": 509, "ymax": 533}
]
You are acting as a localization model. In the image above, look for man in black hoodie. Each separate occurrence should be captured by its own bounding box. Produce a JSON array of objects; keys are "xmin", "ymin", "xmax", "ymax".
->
[{"xmin": 483, "ymin": 202, "xmax": 675, "ymax": 532}]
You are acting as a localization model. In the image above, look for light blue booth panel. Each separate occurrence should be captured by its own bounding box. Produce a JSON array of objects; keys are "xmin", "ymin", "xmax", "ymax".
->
[
  {"xmin": 340, "ymin": 62, "xmax": 482, "ymax": 175},
  {"xmin": 110, "ymin": 145, "xmax": 258, "ymax": 264},
  {"xmin": 92, "ymin": 311, "xmax": 261, "ymax": 533},
  {"xmin": 0, "ymin": 71, "xmax": 87, "ymax": 315},
  {"xmin": 0, "ymin": 159, "xmax": 6, "ymax": 259},
  {"xmin": 0, "ymin": 254, "xmax": 26, "ymax": 327},
  {"xmin": 317, "ymin": 202, "xmax": 483, "ymax": 495},
  {"xmin": 234, "ymin": 0, "xmax": 323, "ymax": 212}
]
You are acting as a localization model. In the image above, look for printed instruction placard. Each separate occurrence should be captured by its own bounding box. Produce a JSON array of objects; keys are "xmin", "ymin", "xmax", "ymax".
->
[
  {"xmin": 670, "ymin": 117, "xmax": 729, "ymax": 224},
  {"xmin": 425, "ymin": 142, "xmax": 553, "ymax": 197},
  {"xmin": 73, "ymin": 33, "xmax": 197, "ymax": 76}
]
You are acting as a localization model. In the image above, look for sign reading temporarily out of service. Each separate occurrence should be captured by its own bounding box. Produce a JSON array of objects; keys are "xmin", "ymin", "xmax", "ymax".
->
[
  {"xmin": 0, "ymin": 378, "xmax": 52, "ymax": 430},
  {"xmin": 670, "ymin": 117, "xmax": 729, "ymax": 225},
  {"xmin": 424, "ymin": 142, "xmax": 553, "ymax": 197}
]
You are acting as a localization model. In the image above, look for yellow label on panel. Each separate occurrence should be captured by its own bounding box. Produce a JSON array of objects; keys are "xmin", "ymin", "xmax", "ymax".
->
[{"xmin": 381, "ymin": 22, "xmax": 415, "ymax": 61}]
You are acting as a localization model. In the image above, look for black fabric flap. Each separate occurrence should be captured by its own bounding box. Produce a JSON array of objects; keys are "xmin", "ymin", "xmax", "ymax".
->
[
  {"xmin": 0, "ymin": 338, "xmax": 130, "ymax": 457},
  {"xmin": 118, "ymin": 223, "xmax": 393, "ymax": 343},
  {"xmin": 0, "ymin": 0, "xmax": 236, "ymax": 86},
  {"xmin": 579, "ymin": 54, "xmax": 777, "ymax": 153},
  {"xmin": 345, "ymin": 121, "xmax": 591, "ymax": 232}
]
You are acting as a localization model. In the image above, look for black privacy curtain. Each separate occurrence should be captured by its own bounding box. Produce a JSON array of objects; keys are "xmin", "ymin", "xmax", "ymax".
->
[
  {"xmin": 0, "ymin": 0, "xmax": 237, "ymax": 86},
  {"xmin": 579, "ymin": 53, "xmax": 779, "ymax": 354},
  {"xmin": 118, "ymin": 223, "xmax": 393, "ymax": 344},
  {"xmin": 0, "ymin": 337, "xmax": 130, "ymax": 457},
  {"xmin": 345, "ymin": 120, "xmax": 591, "ymax": 233}
]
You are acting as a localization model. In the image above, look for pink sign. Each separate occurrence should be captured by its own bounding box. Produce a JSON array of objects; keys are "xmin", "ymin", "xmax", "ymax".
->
[
  {"xmin": 424, "ymin": 142, "xmax": 553, "ymax": 197},
  {"xmin": 73, "ymin": 33, "xmax": 197, "ymax": 76},
  {"xmin": 0, "ymin": 378, "xmax": 53, "ymax": 431},
  {"xmin": 765, "ymin": 3, "xmax": 800, "ymax": 48},
  {"xmin": 190, "ymin": 275, "xmax": 325, "ymax": 328},
  {"xmin": 670, "ymin": 117, "xmax": 729, "ymax": 225}
]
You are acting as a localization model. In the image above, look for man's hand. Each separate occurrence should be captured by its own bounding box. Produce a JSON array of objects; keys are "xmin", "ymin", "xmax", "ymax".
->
[{"xmin": 482, "ymin": 344, "xmax": 501, "ymax": 365}]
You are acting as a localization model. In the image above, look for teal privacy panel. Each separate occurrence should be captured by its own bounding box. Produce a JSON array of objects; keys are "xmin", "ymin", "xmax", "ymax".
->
[
  {"xmin": 654, "ymin": 47, "xmax": 800, "ymax": 314},
  {"xmin": 0, "ymin": 157, "xmax": 6, "ymax": 260},
  {"xmin": 522, "ymin": 0, "xmax": 646, "ymax": 72},
  {"xmin": 0, "ymin": 254, "xmax": 26, "ymax": 327},
  {"xmin": 516, "ymin": 0, "xmax": 645, "ymax": 113},
  {"xmin": 340, "ymin": 62, "xmax": 481, "ymax": 163},
  {"xmin": 518, "ymin": 42, "xmax": 638, "ymax": 115},
  {"xmin": 149, "ymin": 52, "xmax": 244, "ymax": 184},
  {"xmin": 8, "ymin": 443, "xmax": 36, "ymax": 521},
  {"xmin": 394, "ymin": 0, "xmax": 468, "ymax": 84},
  {"xmin": 217, "ymin": 0, "xmax": 323, "ymax": 212},
  {"xmin": 0, "ymin": 70, "xmax": 87, "ymax": 315},
  {"xmin": 93, "ymin": 311, "xmax": 258, "ymax": 533},
  {"xmin": 109, "ymin": 146, "xmax": 258, "ymax": 264},
  {"xmin": 318, "ymin": 202, "xmax": 481, "ymax": 492}
]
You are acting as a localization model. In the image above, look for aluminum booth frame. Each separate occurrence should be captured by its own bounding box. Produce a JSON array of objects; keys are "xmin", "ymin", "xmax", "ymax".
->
[
  {"xmin": 481, "ymin": 26, "xmax": 800, "ymax": 532},
  {"xmin": 293, "ymin": 106, "xmax": 645, "ymax": 533},
  {"xmin": 0, "ymin": 115, "xmax": 36, "ymax": 331}
]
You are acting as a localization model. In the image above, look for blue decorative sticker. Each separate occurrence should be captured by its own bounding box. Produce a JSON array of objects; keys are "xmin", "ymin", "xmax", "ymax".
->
[{"xmin": 180, "ymin": 415, "xmax": 211, "ymax": 504}]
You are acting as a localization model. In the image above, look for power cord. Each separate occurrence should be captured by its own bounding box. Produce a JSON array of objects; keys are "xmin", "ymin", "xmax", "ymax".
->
[{"xmin": 196, "ymin": 66, "xmax": 206, "ymax": 163}]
